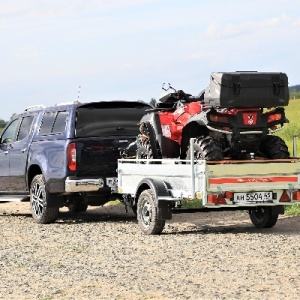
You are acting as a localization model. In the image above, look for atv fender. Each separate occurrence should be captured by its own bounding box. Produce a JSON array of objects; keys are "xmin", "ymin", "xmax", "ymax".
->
[{"xmin": 140, "ymin": 113, "xmax": 180, "ymax": 158}]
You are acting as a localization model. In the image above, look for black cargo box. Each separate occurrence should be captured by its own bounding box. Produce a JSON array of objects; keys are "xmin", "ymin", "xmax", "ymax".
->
[{"xmin": 204, "ymin": 72, "xmax": 289, "ymax": 108}]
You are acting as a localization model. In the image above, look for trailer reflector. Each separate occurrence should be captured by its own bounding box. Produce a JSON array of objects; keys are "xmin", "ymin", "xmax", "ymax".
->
[
  {"xmin": 292, "ymin": 191, "xmax": 300, "ymax": 201},
  {"xmin": 208, "ymin": 194, "xmax": 227, "ymax": 204},
  {"xmin": 225, "ymin": 191, "xmax": 233, "ymax": 199},
  {"xmin": 279, "ymin": 190, "xmax": 291, "ymax": 202}
]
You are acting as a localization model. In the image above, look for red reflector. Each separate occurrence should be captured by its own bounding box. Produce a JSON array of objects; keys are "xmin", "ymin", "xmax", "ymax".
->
[
  {"xmin": 279, "ymin": 190, "xmax": 290, "ymax": 202},
  {"xmin": 67, "ymin": 142, "xmax": 76, "ymax": 171},
  {"xmin": 208, "ymin": 194, "xmax": 226, "ymax": 204},
  {"xmin": 292, "ymin": 191, "xmax": 300, "ymax": 201},
  {"xmin": 225, "ymin": 191, "xmax": 233, "ymax": 199}
]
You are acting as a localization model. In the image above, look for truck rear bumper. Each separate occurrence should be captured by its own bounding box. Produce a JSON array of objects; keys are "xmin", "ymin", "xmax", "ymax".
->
[{"xmin": 65, "ymin": 177, "xmax": 105, "ymax": 192}]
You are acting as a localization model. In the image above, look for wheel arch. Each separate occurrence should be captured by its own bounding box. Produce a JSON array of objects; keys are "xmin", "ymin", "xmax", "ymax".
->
[
  {"xmin": 27, "ymin": 164, "xmax": 43, "ymax": 190},
  {"xmin": 135, "ymin": 178, "xmax": 172, "ymax": 220},
  {"xmin": 181, "ymin": 121, "xmax": 209, "ymax": 158}
]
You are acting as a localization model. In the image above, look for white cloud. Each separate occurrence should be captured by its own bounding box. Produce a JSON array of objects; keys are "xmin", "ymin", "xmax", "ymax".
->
[
  {"xmin": 206, "ymin": 15, "xmax": 291, "ymax": 39},
  {"xmin": 293, "ymin": 19, "xmax": 300, "ymax": 26}
]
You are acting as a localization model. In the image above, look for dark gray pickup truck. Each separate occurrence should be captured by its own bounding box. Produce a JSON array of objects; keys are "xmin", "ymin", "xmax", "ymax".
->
[{"xmin": 0, "ymin": 100, "xmax": 151, "ymax": 223}]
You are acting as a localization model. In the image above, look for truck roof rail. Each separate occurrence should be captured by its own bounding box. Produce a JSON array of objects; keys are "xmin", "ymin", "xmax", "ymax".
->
[
  {"xmin": 55, "ymin": 101, "xmax": 80, "ymax": 106},
  {"xmin": 24, "ymin": 105, "xmax": 46, "ymax": 112}
]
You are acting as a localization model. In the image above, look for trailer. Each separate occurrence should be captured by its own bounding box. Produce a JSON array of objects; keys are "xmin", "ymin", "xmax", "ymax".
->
[{"xmin": 117, "ymin": 141, "xmax": 300, "ymax": 234}]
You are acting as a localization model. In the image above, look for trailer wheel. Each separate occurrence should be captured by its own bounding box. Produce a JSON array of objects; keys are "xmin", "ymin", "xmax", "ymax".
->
[
  {"xmin": 137, "ymin": 189, "xmax": 165, "ymax": 235},
  {"xmin": 186, "ymin": 136, "xmax": 223, "ymax": 161},
  {"xmin": 249, "ymin": 207, "xmax": 278, "ymax": 228},
  {"xmin": 30, "ymin": 174, "xmax": 59, "ymax": 224}
]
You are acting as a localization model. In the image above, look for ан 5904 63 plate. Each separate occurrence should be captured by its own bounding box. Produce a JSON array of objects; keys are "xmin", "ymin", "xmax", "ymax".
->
[{"xmin": 233, "ymin": 191, "xmax": 273, "ymax": 204}]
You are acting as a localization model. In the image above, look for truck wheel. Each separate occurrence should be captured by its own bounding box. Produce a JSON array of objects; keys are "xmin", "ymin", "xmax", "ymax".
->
[
  {"xmin": 137, "ymin": 189, "xmax": 165, "ymax": 235},
  {"xmin": 186, "ymin": 136, "xmax": 223, "ymax": 161},
  {"xmin": 249, "ymin": 207, "xmax": 278, "ymax": 228},
  {"xmin": 30, "ymin": 174, "xmax": 59, "ymax": 224},
  {"xmin": 260, "ymin": 135, "xmax": 289, "ymax": 159}
]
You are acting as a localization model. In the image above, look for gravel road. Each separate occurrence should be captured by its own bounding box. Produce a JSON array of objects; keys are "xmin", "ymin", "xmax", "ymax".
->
[{"xmin": 0, "ymin": 201, "xmax": 300, "ymax": 300}]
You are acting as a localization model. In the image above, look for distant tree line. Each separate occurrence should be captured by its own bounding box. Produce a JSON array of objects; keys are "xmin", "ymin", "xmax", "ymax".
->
[
  {"xmin": 289, "ymin": 85, "xmax": 300, "ymax": 92},
  {"xmin": 0, "ymin": 119, "xmax": 7, "ymax": 128}
]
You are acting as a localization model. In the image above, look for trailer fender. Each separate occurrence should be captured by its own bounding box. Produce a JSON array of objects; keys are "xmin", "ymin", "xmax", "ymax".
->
[{"xmin": 135, "ymin": 178, "xmax": 172, "ymax": 220}]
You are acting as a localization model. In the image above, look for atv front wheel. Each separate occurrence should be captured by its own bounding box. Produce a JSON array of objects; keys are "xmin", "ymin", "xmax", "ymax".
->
[
  {"xmin": 260, "ymin": 135, "xmax": 289, "ymax": 159},
  {"xmin": 136, "ymin": 140, "xmax": 161, "ymax": 159},
  {"xmin": 186, "ymin": 136, "xmax": 224, "ymax": 161}
]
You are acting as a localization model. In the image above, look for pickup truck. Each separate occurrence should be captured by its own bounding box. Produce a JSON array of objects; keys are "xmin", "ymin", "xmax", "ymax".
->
[{"xmin": 0, "ymin": 100, "xmax": 151, "ymax": 223}]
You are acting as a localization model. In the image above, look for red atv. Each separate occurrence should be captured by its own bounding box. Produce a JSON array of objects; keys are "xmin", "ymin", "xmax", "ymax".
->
[{"xmin": 136, "ymin": 72, "xmax": 290, "ymax": 160}]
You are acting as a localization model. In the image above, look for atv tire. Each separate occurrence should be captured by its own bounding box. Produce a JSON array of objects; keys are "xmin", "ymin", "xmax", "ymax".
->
[
  {"xmin": 186, "ymin": 136, "xmax": 224, "ymax": 161},
  {"xmin": 136, "ymin": 140, "xmax": 161, "ymax": 160},
  {"xmin": 260, "ymin": 135, "xmax": 289, "ymax": 159}
]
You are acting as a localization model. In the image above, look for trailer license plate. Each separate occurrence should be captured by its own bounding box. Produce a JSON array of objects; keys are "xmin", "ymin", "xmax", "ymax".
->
[{"xmin": 233, "ymin": 192, "xmax": 273, "ymax": 203}]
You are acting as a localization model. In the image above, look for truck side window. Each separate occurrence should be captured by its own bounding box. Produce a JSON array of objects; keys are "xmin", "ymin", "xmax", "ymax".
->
[
  {"xmin": 52, "ymin": 111, "xmax": 68, "ymax": 133},
  {"xmin": 17, "ymin": 116, "xmax": 34, "ymax": 141},
  {"xmin": 39, "ymin": 112, "xmax": 56, "ymax": 135},
  {"xmin": 39, "ymin": 111, "xmax": 68, "ymax": 135},
  {"xmin": 1, "ymin": 119, "xmax": 21, "ymax": 143}
]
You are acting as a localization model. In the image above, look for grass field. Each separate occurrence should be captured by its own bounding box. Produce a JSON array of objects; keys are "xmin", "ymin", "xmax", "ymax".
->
[
  {"xmin": 275, "ymin": 98, "xmax": 300, "ymax": 215},
  {"xmin": 276, "ymin": 98, "xmax": 300, "ymax": 155}
]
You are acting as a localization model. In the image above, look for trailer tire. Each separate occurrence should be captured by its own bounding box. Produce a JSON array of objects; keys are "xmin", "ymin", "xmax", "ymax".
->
[
  {"xmin": 30, "ymin": 174, "xmax": 59, "ymax": 224},
  {"xmin": 186, "ymin": 136, "xmax": 223, "ymax": 161},
  {"xmin": 137, "ymin": 189, "xmax": 165, "ymax": 235},
  {"xmin": 249, "ymin": 207, "xmax": 278, "ymax": 228},
  {"xmin": 260, "ymin": 135, "xmax": 289, "ymax": 159}
]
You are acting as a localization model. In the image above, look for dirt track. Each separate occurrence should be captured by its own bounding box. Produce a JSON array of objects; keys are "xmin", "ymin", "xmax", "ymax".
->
[{"xmin": 0, "ymin": 201, "xmax": 300, "ymax": 299}]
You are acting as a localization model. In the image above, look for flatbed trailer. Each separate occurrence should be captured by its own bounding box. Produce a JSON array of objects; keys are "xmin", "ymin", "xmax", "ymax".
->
[{"xmin": 117, "ymin": 151, "xmax": 300, "ymax": 234}]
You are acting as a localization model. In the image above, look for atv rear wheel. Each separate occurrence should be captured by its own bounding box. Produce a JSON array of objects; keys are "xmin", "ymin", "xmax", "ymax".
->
[
  {"xmin": 186, "ymin": 136, "xmax": 224, "ymax": 161},
  {"xmin": 260, "ymin": 135, "xmax": 289, "ymax": 159}
]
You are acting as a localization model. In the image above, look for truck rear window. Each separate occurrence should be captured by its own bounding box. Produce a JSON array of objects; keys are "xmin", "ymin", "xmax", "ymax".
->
[{"xmin": 75, "ymin": 102, "xmax": 150, "ymax": 137}]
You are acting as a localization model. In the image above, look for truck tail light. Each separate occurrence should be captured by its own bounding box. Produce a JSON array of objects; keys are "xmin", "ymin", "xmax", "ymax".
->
[{"xmin": 67, "ymin": 142, "xmax": 77, "ymax": 171}]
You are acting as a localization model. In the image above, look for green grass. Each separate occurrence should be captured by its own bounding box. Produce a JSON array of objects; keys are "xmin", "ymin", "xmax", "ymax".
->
[
  {"xmin": 285, "ymin": 204, "xmax": 300, "ymax": 216},
  {"xmin": 276, "ymin": 98, "xmax": 300, "ymax": 215},
  {"xmin": 276, "ymin": 98, "xmax": 300, "ymax": 155}
]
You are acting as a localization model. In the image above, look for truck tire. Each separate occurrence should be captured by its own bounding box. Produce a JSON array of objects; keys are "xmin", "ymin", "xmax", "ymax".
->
[
  {"xmin": 186, "ymin": 136, "xmax": 223, "ymax": 161},
  {"xmin": 249, "ymin": 207, "xmax": 278, "ymax": 228},
  {"xmin": 30, "ymin": 174, "xmax": 59, "ymax": 224},
  {"xmin": 260, "ymin": 135, "xmax": 289, "ymax": 159},
  {"xmin": 137, "ymin": 189, "xmax": 165, "ymax": 235}
]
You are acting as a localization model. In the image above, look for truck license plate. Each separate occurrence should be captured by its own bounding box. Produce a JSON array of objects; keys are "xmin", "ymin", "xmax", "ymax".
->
[{"xmin": 233, "ymin": 192, "xmax": 273, "ymax": 204}]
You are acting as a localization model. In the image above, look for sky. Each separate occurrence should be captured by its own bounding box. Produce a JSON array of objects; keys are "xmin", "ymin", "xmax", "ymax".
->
[{"xmin": 1, "ymin": 0, "xmax": 300, "ymax": 121}]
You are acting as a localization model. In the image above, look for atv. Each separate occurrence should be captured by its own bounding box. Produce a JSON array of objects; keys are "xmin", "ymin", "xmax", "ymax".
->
[{"xmin": 136, "ymin": 72, "xmax": 290, "ymax": 161}]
